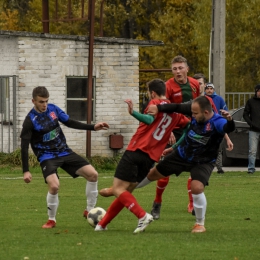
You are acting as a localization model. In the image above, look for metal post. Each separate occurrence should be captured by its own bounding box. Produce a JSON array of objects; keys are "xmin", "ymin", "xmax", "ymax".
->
[
  {"xmin": 99, "ymin": 0, "xmax": 105, "ymax": 36},
  {"xmin": 86, "ymin": 0, "xmax": 95, "ymax": 157},
  {"xmin": 42, "ymin": 0, "xmax": 49, "ymax": 33},
  {"xmin": 13, "ymin": 75, "xmax": 17, "ymax": 150},
  {"xmin": 210, "ymin": 0, "xmax": 226, "ymax": 97}
]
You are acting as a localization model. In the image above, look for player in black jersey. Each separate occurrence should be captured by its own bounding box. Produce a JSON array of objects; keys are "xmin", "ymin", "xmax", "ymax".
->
[
  {"xmin": 20, "ymin": 86, "xmax": 109, "ymax": 228},
  {"xmin": 138, "ymin": 96, "xmax": 235, "ymax": 233}
]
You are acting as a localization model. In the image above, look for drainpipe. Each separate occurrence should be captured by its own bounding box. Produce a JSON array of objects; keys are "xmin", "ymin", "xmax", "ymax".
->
[{"xmin": 86, "ymin": 0, "xmax": 95, "ymax": 157}]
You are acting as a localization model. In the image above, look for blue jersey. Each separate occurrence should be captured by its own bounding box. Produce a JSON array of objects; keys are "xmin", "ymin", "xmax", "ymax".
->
[
  {"xmin": 20, "ymin": 104, "xmax": 72, "ymax": 163},
  {"xmin": 177, "ymin": 113, "xmax": 226, "ymax": 163}
]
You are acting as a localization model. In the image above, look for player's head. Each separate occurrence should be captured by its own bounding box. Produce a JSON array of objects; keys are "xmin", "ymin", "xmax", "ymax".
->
[
  {"xmin": 205, "ymin": 82, "xmax": 215, "ymax": 96},
  {"xmin": 32, "ymin": 86, "xmax": 49, "ymax": 99},
  {"xmin": 193, "ymin": 73, "xmax": 207, "ymax": 95},
  {"xmin": 32, "ymin": 86, "xmax": 49, "ymax": 113},
  {"xmin": 191, "ymin": 96, "xmax": 213, "ymax": 123},
  {"xmin": 147, "ymin": 79, "xmax": 166, "ymax": 99},
  {"xmin": 170, "ymin": 55, "xmax": 189, "ymax": 84}
]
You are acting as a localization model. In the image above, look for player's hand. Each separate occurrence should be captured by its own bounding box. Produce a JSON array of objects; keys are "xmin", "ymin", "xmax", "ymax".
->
[
  {"xmin": 162, "ymin": 147, "xmax": 173, "ymax": 156},
  {"xmin": 23, "ymin": 171, "xmax": 32, "ymax": 183},
  {"xmin": 94, "ymin": 122, "xmax": 109, "ymax": 131},
  {"xmin": 147, "ymin": 105, "xmax": 158, "ymax": 116},
  {"xmin": 226, "ymin": 139, "xmax": 234, "ymax": 151},
  {"xmin": 220, "ymin": 110, "xmax": 232, "ymax": 121},
  {"xmin": 168, "ymin": 132, "xmax": 176, "ymax": 145},
  {"xmin": 124, "ymin": 99, "xmax": 134, "ymax": 114}
]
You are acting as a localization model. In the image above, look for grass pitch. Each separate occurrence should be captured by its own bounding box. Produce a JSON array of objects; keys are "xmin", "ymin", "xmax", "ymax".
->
[{"xmin": 1, "ymin": 170, "xmax": 260, "ymax": 260}]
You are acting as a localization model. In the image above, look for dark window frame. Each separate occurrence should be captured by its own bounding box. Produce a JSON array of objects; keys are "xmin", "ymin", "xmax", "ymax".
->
[{"xmin": 66, "ymin": 76, "xmax": 96, "ymax": 122}]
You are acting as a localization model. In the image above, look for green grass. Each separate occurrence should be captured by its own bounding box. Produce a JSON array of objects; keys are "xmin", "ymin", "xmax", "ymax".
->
[{"xmin": 1, "ymin": 170, "xmax": 260, "ymax": 260}]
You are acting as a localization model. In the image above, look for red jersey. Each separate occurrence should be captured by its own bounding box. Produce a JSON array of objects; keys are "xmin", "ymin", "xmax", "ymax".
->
[
  {"xmin": 166, "ymin": 76, "xmax": 200, "ymax": 103},
  {"xmin": 127, "ymin": 99, "xmax": 190, "ymax": 162}
]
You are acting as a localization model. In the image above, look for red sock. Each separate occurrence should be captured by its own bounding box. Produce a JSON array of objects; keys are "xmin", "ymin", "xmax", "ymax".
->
[
  {"xmin": 187, "ymin": 177, "xmax": 193, "ymax": 205},
  {"xmin": 117, "ymin": 191, "xmax": 146, "ymax": 219},
  {"xmin": 98, "ymin": 198, "xmax": 124, "ymax": 227},
  {"xmin": 154, "ymin": 176, "xmax": 170, "ymax": 203}
]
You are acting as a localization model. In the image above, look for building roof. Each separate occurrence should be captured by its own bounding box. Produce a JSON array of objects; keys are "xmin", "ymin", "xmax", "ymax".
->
[{"xmin": 0, "ymin": 30, "xmax": 164, "ymax": 47}]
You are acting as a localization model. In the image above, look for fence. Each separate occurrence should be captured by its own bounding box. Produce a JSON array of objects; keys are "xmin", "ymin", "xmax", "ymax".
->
[
  {"xmin": 225, "ymin": 92, "xmax": 254, "ymax": 110},
  {"xmin": 139, "ymin": 92, "xmax": 255, "ymax": 111},
  {"xmin": 0, "ymin": 76, "xmax": 18, "ymax": 153}
]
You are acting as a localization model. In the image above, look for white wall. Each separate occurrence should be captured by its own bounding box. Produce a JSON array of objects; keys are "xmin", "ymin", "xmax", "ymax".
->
[{"xmin": 0, "ymin": 35, "xmax": 140, "ymax": 156}]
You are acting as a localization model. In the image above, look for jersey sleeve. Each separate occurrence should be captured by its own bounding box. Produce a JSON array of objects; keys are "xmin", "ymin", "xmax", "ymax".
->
[
  {"xmin": 20, "ymin": 116, "xmax": 33, "ymax": 140},
  {"xmin": 214, "ymin": 116, "xmax": 233, "ymax": 134},
  {"xmin": 20, "ymin": 116, "xmax": 33, "ymax": 173},
  {"xmin": 54, "ymin": 105, "xmax": 69, "ymax": 123}
]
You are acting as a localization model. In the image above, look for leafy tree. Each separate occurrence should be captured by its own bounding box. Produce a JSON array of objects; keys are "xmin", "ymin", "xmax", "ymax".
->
[{"xmin": 0, "ymin": 0, "xmax": 260, "ymax": 94}]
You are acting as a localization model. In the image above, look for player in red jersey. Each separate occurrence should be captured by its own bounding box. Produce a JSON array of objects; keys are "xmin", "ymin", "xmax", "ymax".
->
[
  {"xmin": 150, "ymin": 56, "xmax": 201, "ymax": 219},
  {"xmin": 95, "ymin": 79, "xmax": 190, "ymax": 233}
]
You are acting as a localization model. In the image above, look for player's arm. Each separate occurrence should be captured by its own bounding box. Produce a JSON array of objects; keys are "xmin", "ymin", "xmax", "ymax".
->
[
  {"xmin": 131, "ymin": 110, "xmax": 154, "ymax": 125},
  {"xmin": 162, "ymin": 121, "xmax": 190, "ymax": 156},
  {"xmin": 63, "ymin": 119, "xmax": 109, "ymax": 131},
  {"xmin": 20, "ymin": 118, "xmax": 33, "ymax": 183},
  {"xmin": 158, "ymin": 103, "xmax": 192, "ymax": 116},
  {"xmin": 172, "ymin": 122, "xmax": 190, "ymax": 149},
  {"xmin": 224, "ymin": 133, "xmax": 233, "ymax": 151},
  {"xmin": 125, "ymin": 99, "xmax": 154, "ymax": 125},
  {"xmin": 220, "ymin": 110, "xmax": 235, "ymax": 133},
  {"xmin": 147, "ymin": 103, "xmax": 192, "ymax": 116}
]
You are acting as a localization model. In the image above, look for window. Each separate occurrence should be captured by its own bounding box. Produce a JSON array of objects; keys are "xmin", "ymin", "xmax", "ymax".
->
[
  {"xmin": 66, "ymin": 77, "xmax": 95, "ymax": 122},
  {"xmin": 0, "ymin": 77, "xmax": 11, "ymax": 124}
]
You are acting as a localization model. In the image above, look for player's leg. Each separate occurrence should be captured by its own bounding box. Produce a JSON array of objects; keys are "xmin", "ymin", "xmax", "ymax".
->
[
  {"xmin": 96, "ymin": 182, "xmax": 137, "ymax": 231},
  {"xmin": 99, "ymin": 186, "xmax": 113, "ymax": 197},
  {"xmin": 187, "ymin": 176, "xmax": 193, "ymax": 213},
  {"xmin": 151, "ymin": 176, "xmax": 170, "ymax": 220},
  {"xmin": 61, "ymin": 153, "xmax": 98, "ymax": 217},
  {"xmin": 216, "ymin": 150, "xmax": 224, "ymax": 174},
  {"xmin": 101, "ymin": 150, "xmax": 154, "ymax": 233},
  {"xmin": 42, "ymin": 174, "xmax": 60, "ymax": 228},
  {"xmin": 41, "ymin": 158, "xmax": 61, "ymax": 229},
  {"xmin": 76, "ymin": 164, "xmax": 98, "ymax": 216},
  {"xmin": 190, "ymin": 163, "xmax": 214, "ymax": 233},
  {"xmin": 112, "ymin": 178, "xmax": 153, "ymax": 234}
]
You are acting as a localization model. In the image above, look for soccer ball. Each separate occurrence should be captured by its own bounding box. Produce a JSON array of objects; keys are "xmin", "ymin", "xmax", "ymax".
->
[{"xmin": 87, "ymin": 207, "xmax": 106, "ymax": 227}]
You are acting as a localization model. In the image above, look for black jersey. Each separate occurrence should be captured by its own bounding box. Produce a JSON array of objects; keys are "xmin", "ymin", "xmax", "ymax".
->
[{"xmin": 20, "ymin": 104, "xmax": 72, "ymax": 163}]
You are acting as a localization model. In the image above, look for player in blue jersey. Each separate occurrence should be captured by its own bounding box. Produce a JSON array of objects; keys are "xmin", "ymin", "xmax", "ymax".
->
[
  {"xmin": 20, "ymin": 86, "xmax": 109, "ymax": 228},
  {"xmin": 137, "ymin": 96, "xmax": 235, "ymax": 233}
]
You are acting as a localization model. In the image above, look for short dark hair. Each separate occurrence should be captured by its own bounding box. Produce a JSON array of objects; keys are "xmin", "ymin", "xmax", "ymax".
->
[
  {"xmin": 147, "ymin": 79, "xmax": 166, "ymax": 96},
  {"xmin": 193, "ymin": 96, "xmax": 212, "ymax": 112},
  {"xmin": 171, "ymin": 55, "xmax": 188, "ymax": 66},
  {"xmin": 32, "ymin": 86, "xmax": 49, "ymax": 99},
  {"xmin": 193, "ymin": 73, "xmax": 207, "ymax": 83}
]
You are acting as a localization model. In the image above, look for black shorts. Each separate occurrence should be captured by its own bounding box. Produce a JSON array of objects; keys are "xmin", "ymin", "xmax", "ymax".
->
[
  {"xmin": 40, "ymin": 152, "xmax": 89, "ymax": 181},
  {"xmin": 156, "ymin": 150, "xmax": 214, "ymax": 186},
  {"xmin": 114, "ymin": 150, "xmax": 155, "ymax": 183}
]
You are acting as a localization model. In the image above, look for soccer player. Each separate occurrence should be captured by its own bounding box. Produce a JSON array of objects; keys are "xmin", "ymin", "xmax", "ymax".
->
[
  {"xmin": 136, "ymin": 96, "xmax": 235, "ymax": 233},
  {"xmin": 20, "ymin": 86, "xmax": 109, "ymax": 228},
  {"xmin": 150, "ymin": 56, "xmax": 200, "ymax": 219},
  {"xmin": 95, "ymin": 79, "xmax": 190, "ymax": 233}
]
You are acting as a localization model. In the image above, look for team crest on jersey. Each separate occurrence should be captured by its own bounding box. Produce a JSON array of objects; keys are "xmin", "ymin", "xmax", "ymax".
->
[
  {"xmin": 174, "ymin": 92, "xmax": 182, "ymax": 96},
  {"xmin": 49, "ymin": 112, "xmax": 57, "ymax": 120},
  {"xmin": 206, "ymin": 122, "xmax": 211, "ymax": 131}
]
